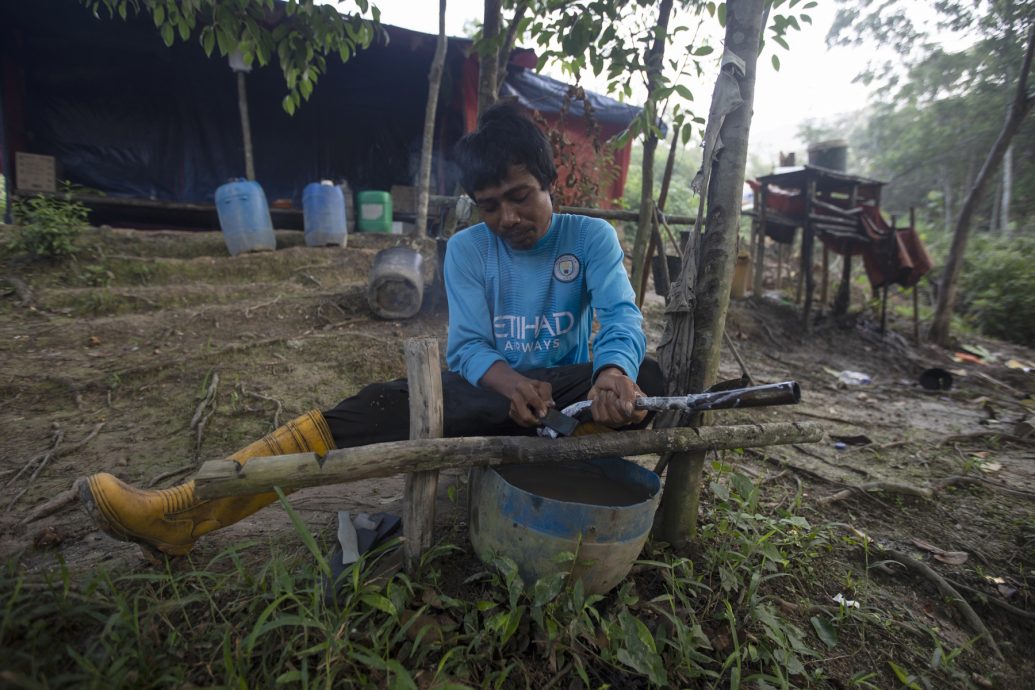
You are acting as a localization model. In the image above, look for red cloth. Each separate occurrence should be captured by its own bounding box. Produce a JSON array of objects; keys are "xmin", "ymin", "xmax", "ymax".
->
[{"xmin": 820, "ymin": 206, "xmax": 933, "ymax": 289}]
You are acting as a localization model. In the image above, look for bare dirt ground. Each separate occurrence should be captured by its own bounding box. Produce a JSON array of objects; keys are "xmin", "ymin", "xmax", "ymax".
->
[{"xmin": 1, "ymin": 225, "xmax": 1033, "ymax": 687}]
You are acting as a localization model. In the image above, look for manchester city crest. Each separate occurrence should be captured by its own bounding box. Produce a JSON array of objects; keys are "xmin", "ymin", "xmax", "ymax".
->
[{"xmin": 553, "ymin": 254, "xmax": 580, "ymax": 282}]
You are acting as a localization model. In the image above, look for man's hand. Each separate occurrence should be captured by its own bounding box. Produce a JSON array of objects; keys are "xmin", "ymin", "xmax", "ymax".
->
[
  {"xmin": 587, "ymin": 366, "xmax": 646, "ymax": 428},
  {"xmin": 480, "ymin": 362, "xmax": 555, "ymax": 427}
]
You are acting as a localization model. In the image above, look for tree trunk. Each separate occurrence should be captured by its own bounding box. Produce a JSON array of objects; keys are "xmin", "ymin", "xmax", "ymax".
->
[
  {"xmin": 1002, "ymin": 144, "xmax": 1013, "ymax": 235},
  {"xmin": 478, "ymin": 0, "xmax": 502, "ymax": 118},
  {"xmin": 928, "ymin": 23, "xmax": 1034, "ymax": 346},
  {"xmin": 655, "ymin": 0, "xmax": 765, "ymax": 547},
  {"xmin": 630, "ymin": 0, "xmax": 674, "ymax": 305},
  {"xmin": 415, "ymin": 0, "xmax": 448, "ymax": 237},
  {"xmin": 496, "ymin": 0, "xmax": 529, "ymax": 92}
]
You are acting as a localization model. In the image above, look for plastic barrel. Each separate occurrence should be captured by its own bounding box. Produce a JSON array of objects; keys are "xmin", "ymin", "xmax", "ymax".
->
[
  {"xmin": 807, "ymin": 139, "xmax": 849, "ymax": 172},
  {"xmin": 302, "ymin": 181, "xmax": 348, "ymax": 247},
  {"xmin": 469, "ymin": 456, "xmax": 662, "ymax": 595},
  {"xmin": 367, "ymin": 247, "xmax": 424, "ymax": 319},
  {"xmin": 215, "ymin": 179, "xmax": 275, "ymax": 256},
  {"xmin": 357, "ymin": 190, "xmax": 393, "ymax": 233}
]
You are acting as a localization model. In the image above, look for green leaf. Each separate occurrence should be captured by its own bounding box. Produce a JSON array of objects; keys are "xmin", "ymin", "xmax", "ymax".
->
[
  {"xmin": 717, "ymin": 3, "xmax": 726, "ymax": 27},
  {"xmin": 771, "ymin": 54, "xmax": 781, "ymax": 71},
  {"xmin": 888, "ymin": 661, "xmax": 922, "ymax": 690},
  {"xmin": 153, "ymin": 4, "xmax": 165, "ymax": 27},
  {"xmin": 201, "ymin": 27, "xmax": 215, "ymax": 55},
  {"xmin": 694, "ymin": 45, "xmax": 714, "ymax": 56},
  {"xmin": 359, "ymin": 593, "xmax": 398, "ymax": 617},
  {"xmin": 710, "ymin": 481, "xmax": 730, "ymax": 501},
  {"xmin": 274, "ymin": 487, "xmax": 329, "ymax": 576},
  {"xmin": 810, "ymin": 615, "xmax": 838, "ymax": 649},
  {"xmin": 160, "ymin": 23, "xmax": 175, "ymax": 47}
]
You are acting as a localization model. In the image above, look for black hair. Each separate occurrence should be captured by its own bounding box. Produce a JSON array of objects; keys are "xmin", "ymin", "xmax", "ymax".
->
[{"xmin": 452, "ymin": 101, "xmax": 557, "ymax": 197}]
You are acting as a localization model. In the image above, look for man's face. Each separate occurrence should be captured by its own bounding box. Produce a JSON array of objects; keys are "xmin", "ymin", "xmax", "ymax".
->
[{"xmin": 471, "ymin": 164, "xmax": 553, "ymax": 250}]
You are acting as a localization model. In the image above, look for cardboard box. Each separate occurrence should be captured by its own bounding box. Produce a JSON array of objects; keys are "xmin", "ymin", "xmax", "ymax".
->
[
  {"xmin": 390, "ymin": 185, "xmax": 417, "ymax": 215},
  {"xmin": 15, "ymin": 152, "xmax": 56, "ymax": 193}
]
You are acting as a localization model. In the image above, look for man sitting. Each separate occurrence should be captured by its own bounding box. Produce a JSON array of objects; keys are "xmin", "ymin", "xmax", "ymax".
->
[{"xmin": 78, "ymin": 101, "xmax": 663, "ymax": 558}]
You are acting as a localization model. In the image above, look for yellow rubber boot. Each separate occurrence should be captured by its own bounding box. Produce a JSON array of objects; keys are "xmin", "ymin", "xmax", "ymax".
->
[{"xmin": 76, "ymin": 410, "xmax": 335, "ymax": 558}]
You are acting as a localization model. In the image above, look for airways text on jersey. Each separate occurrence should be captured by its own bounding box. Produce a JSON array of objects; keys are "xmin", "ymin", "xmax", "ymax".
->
[{"xmin": 493, "ymin": 312, "xmax": 574, "ymax": 352}]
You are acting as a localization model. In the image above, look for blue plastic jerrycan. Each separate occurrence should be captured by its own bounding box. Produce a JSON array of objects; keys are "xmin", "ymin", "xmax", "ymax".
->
[
  {"xmin": 215, "ymin": 179, "xmax": 276, "ymax": 256},
  {"xmin": 302, "ymin": 180, "xmax": 348, "ymax": 247}
]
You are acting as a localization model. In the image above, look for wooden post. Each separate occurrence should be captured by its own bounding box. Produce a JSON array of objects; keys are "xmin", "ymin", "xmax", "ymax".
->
[
  {"xmin": 753, "ymin": 183, "xmax": 767, "ymax": 296},
  {"xmin": 910, "ymin": 207, "xmax": 920, "ymax": 344},
  {"xmin": 801, "ymin": 177, "xmax": 817, "ymax": 331},
  {"xmin": 775, "ymin": 242, "xmax": 784, "ymax": 291},
  {"xmin": 833, "ymin": 242, "xmax": 852, "ymax": 317},
  {"xmin": 236, "ymin": 72, "xmax": 255, "ymax": 181},
  {"xmin": 795, "ymin": 231, "xmax": 804, "ymax": 305},
  {"xmin": 880, "ymin": 283, "xmax": 889, "ymax": 336},
  {"xmin": 833, "ymin": 183, "xmax": 859, "ymax": 317},
  {"xmin": 820, "ymin": 244, "xmax": 829, "ymax": 313},
  {"xmin": 403, "ymin": 338, "xmax": 443, "ymax": 569}
]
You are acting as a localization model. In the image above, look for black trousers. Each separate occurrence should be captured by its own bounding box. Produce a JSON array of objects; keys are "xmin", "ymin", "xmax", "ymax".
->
[{"xmin": 322, "ymin": 357, "xmax": 665, "ymax": 449}]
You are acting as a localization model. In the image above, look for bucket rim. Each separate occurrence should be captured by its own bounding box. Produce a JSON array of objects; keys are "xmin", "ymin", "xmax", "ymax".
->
[{"xmin": 487, "ymin": 455, "xmax": 661, "ymax": 511}]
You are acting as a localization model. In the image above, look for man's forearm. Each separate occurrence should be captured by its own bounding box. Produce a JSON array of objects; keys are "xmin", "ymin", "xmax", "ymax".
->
[{"xmin": 478, "ymin": 361, "xmax": 531, "ymax": 398}]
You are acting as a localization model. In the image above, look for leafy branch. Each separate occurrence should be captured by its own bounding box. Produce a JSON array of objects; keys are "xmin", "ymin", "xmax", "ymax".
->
[{"xmin": 79, "ymin": 0, "xmax": 385, "ymax": 114}]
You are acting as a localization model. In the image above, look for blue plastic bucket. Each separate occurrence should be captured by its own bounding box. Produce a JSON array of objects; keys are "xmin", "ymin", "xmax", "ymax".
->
[
  {"xmin": 215, "ymin": 180, "xmax": 275, "ymax": 256},
  {"xmin": 302, "ymin": 181, "xmax": 348, "ymax": 247},
  {"xmin": 469, "ymin": 456, "xmax": 662, "ymax": 595}
]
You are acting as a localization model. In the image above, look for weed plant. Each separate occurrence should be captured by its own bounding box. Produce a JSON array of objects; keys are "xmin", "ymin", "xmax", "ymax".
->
[
  {"xmin": 2, "ymin": 471, "xmax": 976, "ymax": 689},
  {"xmin": 10, "ymin": 187, "xmax": 89, "ymax": 261}
]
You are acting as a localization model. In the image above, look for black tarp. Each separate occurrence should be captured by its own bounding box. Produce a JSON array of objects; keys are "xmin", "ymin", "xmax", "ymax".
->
[
  {"xmin": 2, "ymin": 0, "xmax": 467, "ymax": 205},
  {"xmin": 1, "ymin": 0, "xmax": 641, "ymax": 208}
]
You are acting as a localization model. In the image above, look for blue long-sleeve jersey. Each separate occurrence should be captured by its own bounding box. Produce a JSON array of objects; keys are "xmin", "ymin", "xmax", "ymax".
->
[{"xmin": 444, "ymin": 213, "xmax": 646, "ymax": 387}]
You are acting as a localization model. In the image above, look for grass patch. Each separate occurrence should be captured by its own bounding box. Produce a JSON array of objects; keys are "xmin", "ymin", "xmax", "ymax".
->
[{"xmin": 3, "ymin": 463, "xmax": 985, "ymax": 689}]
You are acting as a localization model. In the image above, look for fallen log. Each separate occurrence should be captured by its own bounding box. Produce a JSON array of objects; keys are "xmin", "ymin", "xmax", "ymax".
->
[{"xmin": 195, "ymin": 421, "xmax": 824, "ymax": 500}]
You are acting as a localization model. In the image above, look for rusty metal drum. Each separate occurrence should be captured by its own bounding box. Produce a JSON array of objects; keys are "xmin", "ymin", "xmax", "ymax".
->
[{"xmin": 469, "ymin": 456, "xmax": 662, "ymax": 595}]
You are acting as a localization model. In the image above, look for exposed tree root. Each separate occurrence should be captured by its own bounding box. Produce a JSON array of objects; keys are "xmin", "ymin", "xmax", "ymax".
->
[
  {"xmin": 238, "ymin": 384, "xmax": 284, "ymax": 430},
  {"xmin": 190, "ymin": 371, "xmax": 219, "ymax": 460},
  {"xmin": 945, "ymin": 578, "xmax": 1035, "ymax": 621},
  {"xmin": 4, "ymin": 423, "xmax": 104, "ymax": 511},
  {"xmin": 146, "ymin": 464, "xmax": 196, "ymax": 488},
  {"xmin": 243, "ymin": 295, "xmax": 281, "ymax": 318},
  {"xmin": 792, "ymin": 443, "xmax": 870, "ymax": 477},
  {"xmin": 19, "ymin": 487, "xmax": 78, "ymax": 525},
  {"xmin": 819, "ymin": 481, "xmax": 934, "ymax": 505},
  {"xmin": 938, "ymin": 431, "xmax": 1035, "ymax": 447},
  {"xmin": 932, "ymin": 474, "xmax": 1035, "ymax": 500},
  {"xmin": 846, "ymin": 526, "xmax": 1005, "ymax": 661}
]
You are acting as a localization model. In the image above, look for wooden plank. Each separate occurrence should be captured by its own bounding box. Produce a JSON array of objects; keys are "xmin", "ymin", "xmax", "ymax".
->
[
  {"xmin": 194, "ymin": 422, "xmax": 825, "ymax": 499},
  {"xmin": 402, "ymin": 338, "xmax": 444, "ymax": 569}
]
